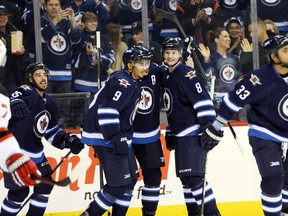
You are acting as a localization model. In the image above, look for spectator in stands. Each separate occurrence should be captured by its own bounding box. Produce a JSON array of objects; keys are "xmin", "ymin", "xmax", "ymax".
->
[
  {"xmin": 73, "ymin": 11, "xmax": 114, "ymax": 94},
  {"xmin": 216, "ymin": 0, "xmax": 249, "ymax": 30},
  {"xmin": 106, "ymin": 22, "xmax": 128, "ymax": 74},
  {"xmin": 0, "ymin": 4, "xmax": 30, "ymax": 94},
  {"xmin": 264, "ymin": 19, "xmax": 280, "ymax": 35},
  {"xmin": 21, "ymin": 0, "xmax": 45, "ymax": 61},
  {"xmin": 239, "ymin": 20, "xmax": 270, "ymax": 75},
  {"xmin": 248, "ymin": 1, "xmax": 288, "ymax": 35},
  {"xmin": 224, "ymin": 16, "xmax": 245, "ymax": 57},
  {"xmin": 127, "ymin": 21, "xmax": 162, "ymax": 65},
  {"xmin": 154, "ymin": 0, "xmax": 179, "ymax": 43},
  {"xmin": 176, "ymin": 0, "xmax": 222, "ymax": 44},
  {"xmin": 62, "ymin": 0, "xmax": 110, "ymax": 33},
  {"xmin": 41, "ymin": 0, "xmax": 81, "ymax": 93},
  {"xmin": 114, "ymin": 0, "xmax": 155, "ymax": 43},
  {"xmin": 198, "ymin": 27, "xmax": 241, "ymax": 106},
  {"xmin": 0, "ymin": 0, "xmax": 22, "ymax": 28}
]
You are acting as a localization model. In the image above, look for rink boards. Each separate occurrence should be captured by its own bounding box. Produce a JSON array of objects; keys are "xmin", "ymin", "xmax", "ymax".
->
[{"xmin": 0, "ymin": 125, "xmax": 265, "ymax": 216}]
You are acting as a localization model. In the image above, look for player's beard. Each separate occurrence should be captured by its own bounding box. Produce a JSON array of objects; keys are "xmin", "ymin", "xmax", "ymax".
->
[
  {"xmin": 280, "ymin": 61, "xmax": 288, "ymax": 69},
  {"xmin": 34, "ymin": 81, "xmax": 47, "ymax": 92}
]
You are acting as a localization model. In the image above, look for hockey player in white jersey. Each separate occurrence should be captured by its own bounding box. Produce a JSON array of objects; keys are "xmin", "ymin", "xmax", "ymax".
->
[{"xmin": 201, "ymin": 34, "xmax": 288, "ymax": 216}]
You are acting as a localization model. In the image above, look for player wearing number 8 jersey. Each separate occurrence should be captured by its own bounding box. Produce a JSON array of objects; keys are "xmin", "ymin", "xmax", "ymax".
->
[
  {"xmin": 201, "ymin": 34, "xmax": 288, "ymax": 216},
  {"xmin": 162, "ymin": 37, "xmax": 220, "ymax": 216}
]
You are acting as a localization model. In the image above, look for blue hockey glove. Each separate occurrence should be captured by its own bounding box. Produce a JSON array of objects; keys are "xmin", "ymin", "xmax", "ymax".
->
[
  {"xmin": 165, "ymin": 127, "xmax": 176, "ymax": 151},
  {"xmin": 201, "ymin": 124, "xmax": 223, "ymax": 151},
  {"xmin": 111, "ymin": 133, "xmax": 129, "ymax": 156},
  {"xmin": 64, "ymin": 133, "xmax": 84, "ymax": 154},
  {"xmin": 10, "ymin": 99, "xmax": 30, "ymax": 118}
]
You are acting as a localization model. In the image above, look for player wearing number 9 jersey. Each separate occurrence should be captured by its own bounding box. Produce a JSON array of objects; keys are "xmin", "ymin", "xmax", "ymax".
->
[
  {"xmin": 201, "ymin": 34, "xmax": 288, "ymax": 216},
  {"xmin": 81, "ymin": 44, "xmax": 153, "ymax": 216},
  {"xmin": 162, "ymin": 37, "xmax": 220, "ymax": 216}
]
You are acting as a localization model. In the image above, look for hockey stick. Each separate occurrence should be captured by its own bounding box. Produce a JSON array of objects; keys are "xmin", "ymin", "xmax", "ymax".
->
[
  {"xmin": 17, "ymin": 151, "xmax": 91, "ymax": 213},
  {"xmin": 51, "ymin": 150, "xmax": 72, "ymax": 173},
  {"xmin": 96, "ymin": 31, "xmax": 110, "ymax": 216},
  {"xmin": 228, "ymin": 122, "xmax": 245, "ymax": 155},
  {"xmin": 155, "ymin": 8, "xmax": 208, "ymax": 84},
  {"xmin": 95, "ymin": 31, "xmax": 105, "ymax": 190},
  {"xmin": 210, "ymin": 76, "xmax": 244, "ymax": 155},
  {"xmin": 155, "ymin": 8, "xmax": 187, "ymax": 38},
  {"xmin": 17, "ymin": 150, "xmax": 73, "ymax": 213},
  {"xmin": 200, "ymin": 152, "xmax": 208, "ymax": 216},
  {"xmin": 31, "ymin": 152, "xmax": 92, "ymax": 186}
]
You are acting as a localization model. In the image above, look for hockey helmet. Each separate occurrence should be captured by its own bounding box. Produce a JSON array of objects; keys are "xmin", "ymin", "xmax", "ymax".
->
[
  {"xmin": 24, "ymin": 62, "xmax": 50, "ymax": 83},
  {"xmin": 123, "ymin": 44, "xmax": 153, "ymax": 65},
  {"xmin": 162, "ymin": 37, "xmax": 184, "ymax": 51},
  {"xmin": 263, "ymin": 34, "xmax": 288, "ymax": 55}
]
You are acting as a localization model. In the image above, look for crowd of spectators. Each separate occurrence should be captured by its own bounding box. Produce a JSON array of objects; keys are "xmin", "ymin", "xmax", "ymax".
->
[{"xmin": 0, "ymin": 0, "xmax": 288, "ymax": 123}]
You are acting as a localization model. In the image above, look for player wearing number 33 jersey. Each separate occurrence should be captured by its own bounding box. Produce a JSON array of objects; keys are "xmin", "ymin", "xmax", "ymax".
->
[{"xmin": 201, "ymin": 34, "xmax": 288, "ymax": 216}]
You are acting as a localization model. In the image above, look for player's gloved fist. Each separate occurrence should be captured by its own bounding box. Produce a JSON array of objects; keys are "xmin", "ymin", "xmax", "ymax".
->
[
  {"xmin": 165, "ymin": 127, "xmax": 176, "ymax": 151},
  {"xmin": 10, "ymin": 99, "xmax": 30, "ymax": 118},
  {"xmin": 64, "ymin": 133, "xmax": 84, "ymax": 154},
  {"xmin": 201, "ymin": 124, "xmax": 223, "ymax": 151},
  {"xmin": 111, "ymin": 133, "xmax": 129, "ymax": 156},
  {"xmin": 6, "ymin": 153, "xmax": 38, "ymax": 187}
]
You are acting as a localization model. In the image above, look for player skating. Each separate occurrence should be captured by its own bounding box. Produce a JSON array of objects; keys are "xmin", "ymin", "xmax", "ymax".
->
[
  {"xmin": 80, "ymin": 44, "xmax": 152, "ymax": 216},
  {"xmin": 162, "ymin": 37, "xmax": 221, "ymax": 216},
  {"xmin": 201, "ymin": 34, "xmax": 288, "ymax": 216},
  {"xmin": 0, "ymin": 62, "xmax": 84, "ymax": 216}
]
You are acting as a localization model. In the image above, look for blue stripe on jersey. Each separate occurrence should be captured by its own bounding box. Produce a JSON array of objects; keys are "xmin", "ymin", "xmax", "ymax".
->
[
  {"xmin": 132, "ymin": 127, "xmax": 160, "ymax": 144},
  {"xmin": 81, "ymin": 131, "xmax": 112, "ymax": 147},
  {"xmin": 222, "ymin": 93, "xmax": 243, "ymax": 113},
  {"xmin": 175, "ymin": 124, "xmax": 200, "ymax": 137},
  {"xmin": 248, "ymin": 124, "xmax": 288, "ymax": 142},
  {"xmin": 22, "ymin": 149, "xmax": 45, "ymax": 164}
]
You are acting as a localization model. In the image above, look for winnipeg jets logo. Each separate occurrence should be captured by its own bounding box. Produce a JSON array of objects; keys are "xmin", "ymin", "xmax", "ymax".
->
[
  {"xmin": 163, "ymin": 88, "xmax": 173, "ymax": 115},
  {"xmin": 137, "ymin": 87, "xmax": 154, "ymax": 114},
  {"xmin": 278, "ymin": 94, "xmax": 288, "ymax": 121},
  {"xmin": 220, "ymin": 64, "xmax": 236, "ymax": 83},
  {"xmin": 223, "ymin": 0, "xmax": 237, "ymax": 8},
  {"xmin": 261, "ymin": 0, "xmax": 281, "ymax": 7},
  {"xmin": 130, "ymin": 0, "xmax": 142, "ymax": 12},
  {"xmin": 168, "ymin": 0, "xmax": 178, "ymax": 11},
  {"xmin": 185, "ymin": 70, "xmax": 196, "ymax": 80},
  {"xmin": 34, "ymin": 110, "xmax": 51, "ymax": 138},
  {"xmin": 118, "ymin": 78, "xmax": 131, "ymax": 88},
  {"xmin": 249, "ymin": 74, "xmax": 262, "ymax": 86},
  {"xmin": 48, "ymin": 32, "xmax": 69, "ymax": 55}
]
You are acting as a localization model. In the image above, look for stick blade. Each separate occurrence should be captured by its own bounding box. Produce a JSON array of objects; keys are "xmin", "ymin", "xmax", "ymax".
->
[{"xmin": 32, "ymin": 151, "xmax": 92, "ymax": 187}]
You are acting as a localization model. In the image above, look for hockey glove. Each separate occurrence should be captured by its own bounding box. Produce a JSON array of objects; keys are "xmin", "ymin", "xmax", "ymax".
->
[
  {"xmin": 165, "ymin": 127, "xmax": 176, "ymax": 151},
  {"xmin": 63, "ymin": 133, "xmax": 84, "ymax": 154},
  {"xmin": 6, "ymin": 153, "xmax": 38, "ymax": 187},
  {"xmin": 201, "ymin": 124, "xmax": 223, "ymax": 151},
  {"xmin": 10, "ymin": 99, "xmax": 30, "ymax": 118},
  {"xmin": 111, "ymin": 133, "xmax": 129, "ymax": 156}
]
